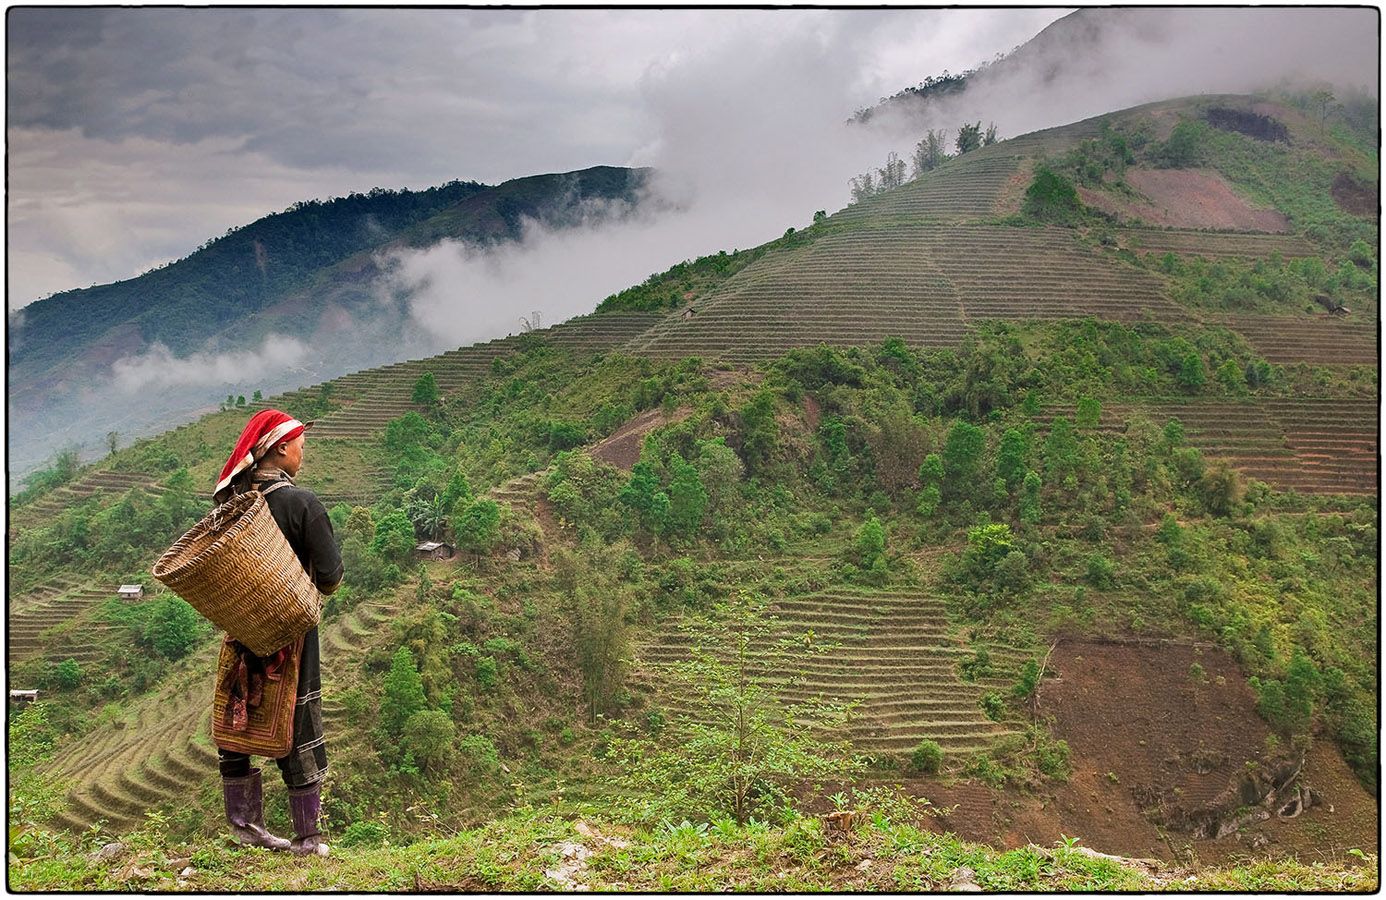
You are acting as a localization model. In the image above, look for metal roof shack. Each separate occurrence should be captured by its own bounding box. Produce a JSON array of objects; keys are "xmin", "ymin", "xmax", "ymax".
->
[{"xmin": 415, "ymin": 541, "xmax": 457, "ymax": 561}]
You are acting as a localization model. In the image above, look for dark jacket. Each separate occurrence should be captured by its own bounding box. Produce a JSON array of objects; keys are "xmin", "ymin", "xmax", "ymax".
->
[{"xmin": 253, "ymin": 470, "xmax": 343, "ymax": 594}]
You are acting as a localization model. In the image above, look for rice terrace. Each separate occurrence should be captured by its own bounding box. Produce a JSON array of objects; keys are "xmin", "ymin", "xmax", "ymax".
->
[{"xmin": 5, "ymin": 7, "xmax": 1380, "ymax": 893}]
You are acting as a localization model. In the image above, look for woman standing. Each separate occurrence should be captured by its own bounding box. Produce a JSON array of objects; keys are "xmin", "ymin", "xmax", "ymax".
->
[{"xmin": 212, "ymin": 409, "xmax": 343, "ymax": 856}]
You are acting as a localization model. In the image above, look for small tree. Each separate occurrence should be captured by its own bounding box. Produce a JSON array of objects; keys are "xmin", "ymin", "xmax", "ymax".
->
[
  {"xmin": 454, "ymin": 498, "xmax": 501, "ymax": 564},
  {"xmin": 849, "ymin": 170, "xmax": 877, "ymax": 204},
  {"xmin": 411, "ymin": 372, "xmax": 440, "ymax": 407},
  {"xmin": 911, "ymin": 129, "xmax": 950, "ymax": 178},
  {"xmin": 995, "ymin": 429, "xmax": 1030, "ymax": 489},
  {"xmin": 983, "ymin": 122, "xmax": 999, "ymax": 146},
  {"xmin": 53, "ymin": 658, "xmax": 83, "ymax": 690},
  {"xmin": 877, "ymin": 151, "xmax": 907, "ymax": 191},
  {"xmin": 380, "ymin": 646, "xmax": 428, "ymax": 739},
  {"xmin": 1075, "ymin": 396, "xmax": 1102, "ymax": 430},
  {"xmin": 557, "ymin": 548, "xmax": 632, "ymax": 723},
  {"xmin": 942, "ymin": 419, "xmax": 985, "ymax": 497},
  {"xmin": 1043, "ymin": 416, "xmax": 1079, "ymax": 483},
  {"xmin": 666, "ymin": 455, "xmax": 709, "ymax": 539},
  {"xmin": 738, "ymin": 391, "xmax": 779, "ymax": 474},
  {"xmin": 606, "ymin": 591, "xmax": 860, "ymax": 825},
  {"xmin": 252, "ymin": 390, "xmax": 262, "ymax": 402},
  {"xmin": 916, "ymin": 453, "xmax": 943, "ymax": 516},
  {"xmin": 1178, "ymin": 352, "xmax": 1207, "ymax": 392},
  {"xmin": 1019, "ymin": 471, "xmax": 1043, "ymax": 524},
  {"xmin": 106, "ymin": 431, "xmax": 119, "ymax": 456},
  {"xmin": 402, "ymin": 709, "xmax": 456, "ymax": 772},
  {"xmin": 855, "ymin": 513, "xmax": 887, "ymax": 569},
  {"xmin": 145, "ymin": 597, "xmax": 203, "ymax": 660},
  {"xmin": 956, "ymin": 121, "xmax": 983, "ymax": 154},
  {"xmin": 371, "ymin": 508, "xmax": 417, "ymax": 564}
]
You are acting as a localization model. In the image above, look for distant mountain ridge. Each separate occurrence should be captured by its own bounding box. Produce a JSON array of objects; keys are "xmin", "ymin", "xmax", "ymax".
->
[{"xmin": 8, "ymin": 165, "xmax": 650, "ymax": 476}]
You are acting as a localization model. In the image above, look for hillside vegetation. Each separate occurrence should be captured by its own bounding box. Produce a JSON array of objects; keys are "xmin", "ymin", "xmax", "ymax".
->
[
  {"xmin": 7, "ymin": 93, "xmax": 1378, "ymax": 890},
  {"xmin": 8, "ymin": 166, "xmax": 649, "ymax": 477}
]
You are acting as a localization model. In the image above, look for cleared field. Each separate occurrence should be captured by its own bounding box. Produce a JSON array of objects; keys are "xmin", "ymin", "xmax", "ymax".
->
[
  {"xmin": 625, "ymin": 224, "xmax": 1188, "ymax": 362},
  {"xmin": 633, "ymin": 589, "xmax": 1035, "ymax": 761}
]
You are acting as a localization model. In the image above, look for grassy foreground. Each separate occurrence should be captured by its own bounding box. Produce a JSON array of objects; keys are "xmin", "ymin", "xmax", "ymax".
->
[{"xmin": 10, "ymin": 805, "xmax": 1377, "ymax": 892}]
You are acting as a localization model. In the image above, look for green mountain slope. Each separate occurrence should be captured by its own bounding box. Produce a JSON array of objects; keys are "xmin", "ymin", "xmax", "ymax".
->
[
  {"xmin": 8, "ymin": 95, "xmax": 1378, "ymax": 880},
  {"xmin": 8, "ymin": 166, "xmax": 650, "ymax": 477}
]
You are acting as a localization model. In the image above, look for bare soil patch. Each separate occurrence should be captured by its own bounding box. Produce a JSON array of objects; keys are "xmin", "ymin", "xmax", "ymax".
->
[
  {"xmin": 1332, "ymin": 172, "xmax": 1378, "ymax": 217},
  {"xmin": 589, "ymin": 408, "xmax": 689, "ymax": 471},
  {"xmin": 875, "ymin": 639, "xmax": 1376, "ymax": 866},
  {"xmin": 993, "ymin": 160, "xmax": 1037, "ymax": 217},
  {"xmin": 1080, "ymin": 169, "xmax": 1290, "ymax": 231}
]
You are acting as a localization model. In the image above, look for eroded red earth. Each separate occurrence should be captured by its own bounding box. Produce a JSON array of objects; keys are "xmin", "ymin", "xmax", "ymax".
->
[
  {"xmin": 1079, "ymin": 168, "xmax": 1291, "ymax": 232},
  {"xmin": 876, "ymin": 640, "xmax": 1375, "ymax": 867}
]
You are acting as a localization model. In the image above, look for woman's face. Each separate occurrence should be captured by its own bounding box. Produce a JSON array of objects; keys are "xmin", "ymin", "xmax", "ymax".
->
[{"xmin": 276, "ymin": 433, "xmax": 306, "ymax": 476}]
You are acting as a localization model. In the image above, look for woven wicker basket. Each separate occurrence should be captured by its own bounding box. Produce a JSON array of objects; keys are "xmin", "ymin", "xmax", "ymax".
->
[{"xmin": 152, "ymin": 491, "xmax": 320, "ymax": 656}]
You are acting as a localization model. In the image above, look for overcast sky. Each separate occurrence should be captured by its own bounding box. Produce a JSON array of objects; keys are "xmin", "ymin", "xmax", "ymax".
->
[{"xmin": 6, "ymin": 7, "xmax": 1069, "ymax": 308}]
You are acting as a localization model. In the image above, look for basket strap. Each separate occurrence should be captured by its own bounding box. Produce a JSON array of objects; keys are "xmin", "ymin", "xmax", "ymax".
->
[{"xmin": 259, "ymin": 480, "xmax": 292, "ymax": 497}]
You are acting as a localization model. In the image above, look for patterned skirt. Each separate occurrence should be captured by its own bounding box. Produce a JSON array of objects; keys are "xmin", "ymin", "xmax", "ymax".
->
[{"xmin": 213, "ymin": 626, "xmax": 327, "ymax": 788}]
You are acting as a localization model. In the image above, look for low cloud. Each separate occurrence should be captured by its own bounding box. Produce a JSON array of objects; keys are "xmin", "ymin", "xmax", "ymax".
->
[
  {"xmin": 111, "ymin": 335, "xmax": 312, "ymax": 393},
  {"xmin": 863, "ymin": 8, "xmax": 1379, "ymax": 144}
]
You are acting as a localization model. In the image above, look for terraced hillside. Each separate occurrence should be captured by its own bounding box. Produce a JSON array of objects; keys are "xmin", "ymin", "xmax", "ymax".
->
[
  {"xmin": 634, "ymin": 589, "xmax": 1034, "ymax": 761},
  {"xmin": 43, "ymin": 590, "xmax": 406, "ymax": 835},
  {"xmin": 11, "ymin": 471, "xmax": 165, "ymax": 530},
  {"xmin": 1041, "ymin": 397, "xmax": 1378, "ymax": 496},
  {"xmin": 1211, "ymin": 315, "xmax": 1378, "ymax": 366},
  {"xmin": 282, "ymin": 311, "xmax": 663, "ymax": 443},
  {"xmin": 8, "ymin": 587, "xmax": 122, "ymax": 669},
  {"xmin": 1115, "ymin": 229, "xmax": 1317, "ymax": 260},
  {"xmin": 624, "ymin": 224, "xmax": 1187, "ymax": 363}
]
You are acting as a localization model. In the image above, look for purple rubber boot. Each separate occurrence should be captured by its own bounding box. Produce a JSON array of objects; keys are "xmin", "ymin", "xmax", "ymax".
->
[
  {"xmin": 288, "ymin": 781, "xmax": 330, "ymax": 857},
  {"xmin": 222, "ymin": 768, "xmax": 292, "ymax": 851}
]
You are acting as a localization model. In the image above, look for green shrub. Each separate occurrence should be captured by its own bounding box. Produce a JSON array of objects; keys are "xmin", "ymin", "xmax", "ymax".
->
[
  {"xmin": 1085, "ymin": 554, "xmax": 1116, "ymax": 589},
  {"xmin": 144, "ymin": 597, "xmax": 204, "ymax": 660},
  {"xmin": 475, "ymin": 655, "xmax": 499, "ymax": 691},
  {"xmin": 458, "ymin": 734, "xmax": 502, "ymax": 775},
  {"xmin": 380, "ymin": 647, "xmax": 427, "ymax": 739},
  {"xmin": 979, "ymin": 691, "xmax": 1006, "ymax": 721},
  {"xmin": 411, "ymin": 372, "xmax": 440, "ymax": 406},
  {"xmin": 1022, "ymin": 166, "xmax": 1085, "ymax": 224},
  {"xmin": 402, "ymin": 708, "xmax": 457, "ymax": 772},
  {"xmin": 1011, "ymin": 659, "xmax": 1041, "ymax": 701},
  {"xmin": 995, "ymin": 550, "xmax": 1030, "ymax": 593},
  {"xmin": 1036, "ymin": 735, "xmax": 1071, "ymax": 780},
  {"xmin": 959, "ymin": 648, "xmax": 994, "ymax": 682},
  {"xmin": 855, "ymin": 513, "xmax": 887, "ymax": 569},
  {"xmin": 52, "ymin": 659, "xmax": 83, "ymax": 690},
  {"xmin": 339, "ymin": 820, "xmax": 389, "ymax": 848},
  {"xmin": 909, "ymin": 739, "xmax": 943, "ymax": 775}
]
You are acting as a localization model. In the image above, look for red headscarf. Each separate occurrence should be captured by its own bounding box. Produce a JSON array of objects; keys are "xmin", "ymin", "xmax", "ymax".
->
[{"xmin": 214, "ymin": 409, "xmax": 309, "ymax": 500}]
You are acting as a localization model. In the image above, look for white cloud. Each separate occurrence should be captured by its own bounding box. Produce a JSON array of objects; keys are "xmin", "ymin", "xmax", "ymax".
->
[{"xmin": 110, "ymin": 335, "xmax": 312, "ymax": 392}]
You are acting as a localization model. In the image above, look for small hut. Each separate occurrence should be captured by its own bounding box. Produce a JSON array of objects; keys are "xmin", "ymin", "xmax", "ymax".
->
[
  {"xmin": 117, "ymin": 584, "xmax": 144, "ymax": 601},
  {"xmin": 9, "ymin": 689, "xmax": 39, "ymax": 707},
  {"xmin": 415, "ymin": 541, "xmax": 457, "ymax": 561}
]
